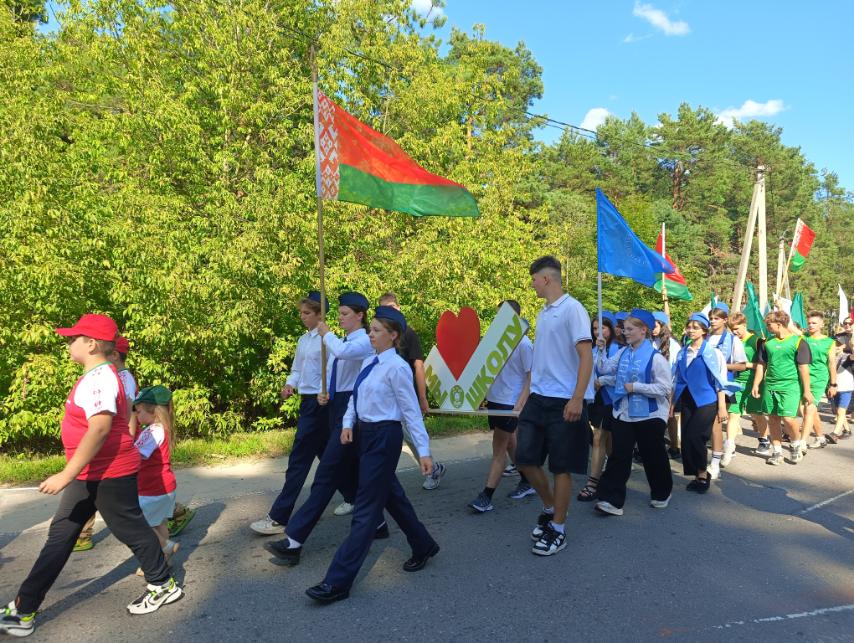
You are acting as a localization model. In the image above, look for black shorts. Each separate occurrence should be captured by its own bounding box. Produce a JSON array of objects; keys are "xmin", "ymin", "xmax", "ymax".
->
[
  {"xmin": 515, "ymin": 393, "xmax": 590, "ymax": 475},
  {"xmin": 587, "ymin": 390, "xmax": 613, "ymax": 430},
  {"xmin": 486, "ymin": 401, "xmax": 517, "ymax": 433}
]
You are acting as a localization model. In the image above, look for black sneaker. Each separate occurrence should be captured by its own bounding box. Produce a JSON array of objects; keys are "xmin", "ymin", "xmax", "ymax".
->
[
  {"xmin": 531, "ymin": 524, "xmax": 566, "ymax": 556},
  {"xmin": 265, "ymin": 539, "xmax": 302, "ymax": 567},
  {"xmin": 468, "ymin": 492, "xmax": 494, "ymax": 513},
  {"xmin": 530, "ymin": 511, "xmax": 554, "ymax": 541},
  {"xmin": 0, "ymin": 601, "xmax": 35, "ymax": 637}
]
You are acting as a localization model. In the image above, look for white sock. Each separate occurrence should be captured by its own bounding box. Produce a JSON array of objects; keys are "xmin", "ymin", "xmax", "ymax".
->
[
  {"xmin": 773, "ymin": 445, "xmax": 783, "ymax": 453},
  {"xmin": 549, "ymin": 520, "xmax": 565, "ymax": 534},
  {"xmin": 711, "ymin": 451, "xmax": 722, "ymax": 461},
  {"xmin": 287, "ymin": 536, "xmax": 302, "ymax": 549},
  {"xmin": 724, "ymin": 439, "xmax": 735, "ymax": 450},
  {"xmin": 543, "ymin": 506, "xmax": 554, "ymax": 514}
]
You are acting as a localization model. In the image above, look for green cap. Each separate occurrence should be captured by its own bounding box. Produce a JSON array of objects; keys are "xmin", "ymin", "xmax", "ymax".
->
[{"xmin": 134, "ymin": 385, "xmax": 172, "ymax": 407}]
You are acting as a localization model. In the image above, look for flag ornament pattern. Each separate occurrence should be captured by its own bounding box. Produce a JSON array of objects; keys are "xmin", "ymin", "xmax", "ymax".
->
[
  {"xmin": 653, "ymin": 231, "xmax": 693, "ymax": 301},
  {"xmin": 313, "ymin": 89, "xmax": 479, "ymax": 217},
  {"xmin": 790, "ymin": 218, "xmax": 815, "ymax": 272}
]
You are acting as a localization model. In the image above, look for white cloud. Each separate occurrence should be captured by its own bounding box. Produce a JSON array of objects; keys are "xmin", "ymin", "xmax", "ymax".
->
[
  {"xmin": 716, "ymin": 99, "xmax": 786, "ymax": 128},
  {"xmin": 632, "ymin": 2, "xmax": 690, "ymax": 36},
  {"xmin": 623, "ymin": 32, "xmax": 653, "ymax": 44},
  {"xmin": 411, "ymin": 0, "xmax": 444, "ymax": 22},
  {"xmin": 580, "ymin": 107, "xmax": 611, "ymax": 131}
]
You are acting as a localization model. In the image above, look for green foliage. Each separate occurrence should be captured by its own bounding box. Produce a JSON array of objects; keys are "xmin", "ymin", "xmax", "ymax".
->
[{"xmin": 0, "ymin": 1, "xmax": 851, "ymax": 451}]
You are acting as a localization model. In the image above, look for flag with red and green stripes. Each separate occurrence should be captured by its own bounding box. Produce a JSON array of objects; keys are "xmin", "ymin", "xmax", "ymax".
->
[
  {"xmin": 789, "ymin": 218, "xmax": 815, "ymax": 272},
  {"xmin": 653, "ymin": 231, "xmax": 693, "ymax": 300},
  {"xmin": 313, "ymin": 90, "xmax": 479, "ymax": 217}
]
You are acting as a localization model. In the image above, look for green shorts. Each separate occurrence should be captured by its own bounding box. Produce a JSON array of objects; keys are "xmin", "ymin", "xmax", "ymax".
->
[
  {"xmin": 728, "ymin": 388, "xmax": 750, "ymax": 414},
  {"xmin": 760, "ymin": 387, "xmax": 801, "ymax": 418},
  {"xmin": 809, "ymin": 379, "xmax": 829, "ymax": 404}
]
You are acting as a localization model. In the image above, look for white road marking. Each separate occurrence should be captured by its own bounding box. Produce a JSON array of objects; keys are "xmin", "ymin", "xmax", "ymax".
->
[
  {"xmin": 711, "ymin": 604, "xmax": 854, "ymax": 630},
  {"xmin": 795, "ymin": 488, "xmax": 854, "ymax": 515}
]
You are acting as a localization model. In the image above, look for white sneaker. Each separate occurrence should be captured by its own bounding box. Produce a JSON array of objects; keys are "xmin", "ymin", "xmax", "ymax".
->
[
  {"xmin": 649, "ymin": 495, "xmax": 671, "ymax": 509},
  {"xmin": 333, "ymin": 502, "xmax": 354, "ymax": 516},
  {"xmin": 594, "ymin": 501, "xmax": 623, "ymax": 516},
  {"xmin": 720, "ymin": 442, "xmax": 736, "ymax": 467},
  {"xmin": 422, "ymin": 462, "xmax": 446, "ymax": 490},
  {"xmin": 127, "ymin": 578, "xmax": 183, "ymax": 615},
  {"xmin": 807, "ymin": 437, "xmax": 826, "ymax": 449},
  {"xmin": 788, "ymin": 444, "xmax": 803, "ymax": 464},
  {"xmin": 708, "ymin": 459, "xmax": 721, "ymax": 480},
  {"xmin": 250, "ymin": 514, "xmax": 285, "ymax": 535},
  {"xmin": 502, "ymin": 464, "xmax": 519, "ymax": 477}
]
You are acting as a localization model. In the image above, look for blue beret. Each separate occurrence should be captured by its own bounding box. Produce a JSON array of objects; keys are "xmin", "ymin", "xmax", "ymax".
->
[
  {"xmin": 307, "ymin": 290, "xmax": 331, "ymax": 313},
  {"xmin": 615, "ymin": 311, "xmax": 629, "ymax": 322},
  {"xmin": 712, "ymin": 302, "xmax": 730, "ymax": 315},
  {"xmin": 374, "ymin": 305, "xmax": 406, "ymax": 333},
  {"xmin": 338, "ymin": 291, "xmax": 369, "ymax": 310},
  {"xmin": 629, "ymin": 308, "xmax": 656, "ymax": 331},
  {"xmin": 600, "ymin": 311, "xmax": 616, "ymax": 325},
  {"xmin": 688, "ymin": 312, "xmax": 710, "ymax": 329},
  {"xmin": 653, "ymin": 311, "xmax": 670, "ymax": 326}
]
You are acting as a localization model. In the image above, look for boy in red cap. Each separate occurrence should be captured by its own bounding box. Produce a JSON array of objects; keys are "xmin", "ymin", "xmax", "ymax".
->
[{"xmin": 0, "ymin": 315, "xmax": 182, "ymax": 638}]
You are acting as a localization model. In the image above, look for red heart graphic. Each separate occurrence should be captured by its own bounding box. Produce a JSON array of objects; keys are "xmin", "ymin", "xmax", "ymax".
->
[{"xmin": 435, "ymin": 307, "xmax": 481, "ymax": 379}]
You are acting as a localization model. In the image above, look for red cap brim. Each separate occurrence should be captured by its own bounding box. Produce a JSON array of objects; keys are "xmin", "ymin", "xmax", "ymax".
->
[{"xmin": 55, "ymin": 327, "xmax": 77, "ymax": 336}]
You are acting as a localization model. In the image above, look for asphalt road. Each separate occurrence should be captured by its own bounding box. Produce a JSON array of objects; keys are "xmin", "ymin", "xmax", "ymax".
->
[{"xmin": 1, "ymin": 416, "xmax": 853, "ymax": 642}]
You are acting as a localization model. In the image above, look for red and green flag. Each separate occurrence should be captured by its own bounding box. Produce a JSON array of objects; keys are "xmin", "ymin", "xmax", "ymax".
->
[
  {"xmin": 313, "ymin": 89, "xmax": 479, "ymax": 217},
  {"xmin": 789, "ymin": 218, "xmax": 815, "ymax": 272},
  {"xmin": 653, "ymin": 231, "xmax": 693, "ymax": 301}
]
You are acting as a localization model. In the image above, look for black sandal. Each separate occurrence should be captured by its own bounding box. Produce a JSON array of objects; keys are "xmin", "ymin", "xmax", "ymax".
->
[{"xmin": 577, "ymin": 477, "xmax": 599, "ymax": 502}]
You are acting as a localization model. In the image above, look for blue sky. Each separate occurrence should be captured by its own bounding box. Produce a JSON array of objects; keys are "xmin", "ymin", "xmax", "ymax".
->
[{"xmin": 417, "ymin": 0, "xmax": 854, "ymax": 191}]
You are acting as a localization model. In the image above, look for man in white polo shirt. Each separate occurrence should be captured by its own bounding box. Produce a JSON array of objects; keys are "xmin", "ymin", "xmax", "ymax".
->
[{"xmin": 515, "ymin": 256, "xmax": 594, "ymax": 557}]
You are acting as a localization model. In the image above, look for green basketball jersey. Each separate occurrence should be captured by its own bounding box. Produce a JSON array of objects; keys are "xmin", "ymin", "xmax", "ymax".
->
[
  {"xmin": 764, "ymin": 334, "xmax": 803, "ymax": 391},
  {"xmin": 804, "ymin": 335, "xmax": 834, "ymax": 384},
  {"xmin": 734, "ymin": 333, "xmax": 758, "ymax": 386}
]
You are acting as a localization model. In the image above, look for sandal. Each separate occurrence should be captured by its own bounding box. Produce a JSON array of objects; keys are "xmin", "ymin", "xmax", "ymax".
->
[
  {"xmin": 825, "ymin": 433, "xmax": 838, "ymax": 445},
  {"xmin": 576, "ymin": 477, "xmax": 599, "ymax": 502}
]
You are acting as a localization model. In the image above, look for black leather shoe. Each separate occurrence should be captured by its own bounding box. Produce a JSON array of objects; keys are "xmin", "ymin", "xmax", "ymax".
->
[
  {"xmin": 305, "ymin": 582, "xmax": 349, "ymax": 604},
  {"xmin": 403, "ymin": 542, "xmax": 440, "ymax": 572},
  {"xmin": 265, "ymin": 539, "xmax": 301, "ymax": 567},
  {"xmin": 374, "ymin": 522, "xmax": 390, "ymax": 540}
]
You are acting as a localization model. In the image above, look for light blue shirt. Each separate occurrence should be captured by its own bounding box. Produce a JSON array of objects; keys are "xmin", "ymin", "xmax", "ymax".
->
[
  {"xmin": 343, "ymin": 348, "xmax": 431, "ymax": 457},
  {"xmin": 286, "ymin": 328, "xmax": 323, "ymax": 394},
  {"xmin": 487, "ymin": 336, "xmax": 533, "ymax": 405},
  {"xmin": 530, "ymin": 294, "xmax": 595, "ymax": 400},
  {"xmin": 324, "ymin": 328, "xmax": 375, "ymax": 392}
]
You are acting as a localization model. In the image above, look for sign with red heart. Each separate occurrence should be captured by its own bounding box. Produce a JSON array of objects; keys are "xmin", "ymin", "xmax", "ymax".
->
[{"xmin": 435, "ymin": 307, "xmax": 481, "ymax": 379}]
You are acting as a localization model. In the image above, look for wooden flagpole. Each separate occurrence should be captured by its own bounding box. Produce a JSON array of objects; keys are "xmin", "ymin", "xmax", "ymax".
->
[
  {"xmin": 731, "ymin": 169, "xmax": 762, "ymax": 311},
  {"xmin": 311, "ymin": 45, "xmax": 328, "ymax": 395},
  {"xmin": 756, "ymin": 166, "xmax": 768, "ymax": 311},
  {"xmin": 775, "ymin": 218, "xmax": 800, "ymax": 301}
]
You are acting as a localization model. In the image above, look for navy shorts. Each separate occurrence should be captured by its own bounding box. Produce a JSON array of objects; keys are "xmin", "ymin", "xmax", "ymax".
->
[
  {"xmin": 515, "ymin": 393, "xmax": 590, "ymax": 475},
  {"xmin": 486, "ymin": 401, "xmax": 517, "ymax": 433}
]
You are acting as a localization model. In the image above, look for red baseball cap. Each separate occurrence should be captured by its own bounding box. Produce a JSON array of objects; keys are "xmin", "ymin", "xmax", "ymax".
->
[
  {"xmin": 115, "ymin": 335, "xmax": 130, "ymax": 353},
  {"xmin": 55, "ymin": 314, "xmax": 118, "ymax": 342}
]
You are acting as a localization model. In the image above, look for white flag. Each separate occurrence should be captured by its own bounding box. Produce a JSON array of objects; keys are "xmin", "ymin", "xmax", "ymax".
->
[{"xmin": 839, "ymin": 284, "xmax": 850, "ymax": 324}]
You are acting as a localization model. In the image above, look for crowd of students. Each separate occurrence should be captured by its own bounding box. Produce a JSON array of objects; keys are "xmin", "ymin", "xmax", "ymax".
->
[{"xmin": 2, "ymin": 258, "xmax": 852, "ymax": 634}]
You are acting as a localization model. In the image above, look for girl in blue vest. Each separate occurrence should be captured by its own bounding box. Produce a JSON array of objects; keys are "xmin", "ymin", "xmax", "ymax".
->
[
  {"xmin": 577, "ymin": 312, "xmax": 619, "ymax": 502},
  {"xmin": 305, "ymin": 306, "xmax": 439, "ymax": 604},
  {"xmin": 672, "ymin": 313, "xmax": 730, "ymax": 494},
  {"xmin": 593, "ymin": 309, "xmax": 674, "ymax": 515}
]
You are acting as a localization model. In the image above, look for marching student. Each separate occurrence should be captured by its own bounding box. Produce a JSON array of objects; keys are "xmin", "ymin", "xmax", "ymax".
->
[
  {"xmin": 593, "ymin": 309, "xmax": 673, "ymax": 516},
  {"xmin": 653, "ymin": 311, "xmax": 683, "ymax": 460},
  {"xmin": 706, "ymin": 305, "xmax": 748, "ymax": 479},
  {"xmin": 251, "ymin": 291, "xmax": 331, "ymax": 536},
  {"xmin": 671, "ymin": 313, "xmax": 729, "ymax": 494},
  {"xmin": 468, "ymin": 300, "xmax": 534, "ymax": 512},
  {"xmin": 0, "ymin": 315, "xmax": 180, "ymax": 638},
  {"xmin": 73, "ymin": 334, "xmax": 139, "ymax": 553},
  {"xmin": 576, "ymin": 313, "xmax": 618, "ymax": 503},
  {"xmin": 751, "ymin": 311, "xmax": 812, "ymax": 465},
  {"xmin": 132, "ymin": 385, "xmax": 180, "ymax": 573},
  {"xmin": 377, "ymin": 292, "xmax": 447, "ymax": 490},
  {"xmin": 305, "ymin": 306, "xmax": 439, "ymax": 604},
  {"xmin": 722, "ymin": 312, "xmax": 759, "ymax": 466},
  {"xmin": 264, "ymin": 292, "xmax": 382, "ymax": 567},
  {"xmin": 514, "ymin": 256, "xmax": 593, "ymax": 557},
  {"xmin": 802, "ymin": 310, "xmax": 837, "ymax": 449}
]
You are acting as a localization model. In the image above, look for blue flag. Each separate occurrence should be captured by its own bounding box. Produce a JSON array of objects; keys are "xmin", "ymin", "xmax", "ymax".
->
[{"xmin": 596, "ymin": 188, "xmax": 674, "ymax": 287}]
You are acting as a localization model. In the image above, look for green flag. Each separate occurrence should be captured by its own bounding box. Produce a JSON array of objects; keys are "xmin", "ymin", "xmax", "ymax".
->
[
  {"xmin": 791, "ymin": 292, "xmax": 807, "ymax": 329},
  {"xmin": 744, "ymin": 282, "xmax": 767, "ymax": 339}
]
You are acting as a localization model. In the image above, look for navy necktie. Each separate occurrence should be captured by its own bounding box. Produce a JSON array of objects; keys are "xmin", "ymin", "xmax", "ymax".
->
[
  {"xmin": 328, "ymin": 336, "xmax": 346, "ymax": 400},
  {"xmin": 351, "ymin": 357, "xmax": 379, "ymax": 424}
]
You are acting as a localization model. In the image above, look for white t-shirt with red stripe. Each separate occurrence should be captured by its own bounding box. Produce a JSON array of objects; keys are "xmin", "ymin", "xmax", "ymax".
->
[
  {"xmin": 61, "ymin": 363, "xmax": 140, "ymax": 480},
  {"xmin": 133, "ymin": 422, "xmax": 177, "ymax": 496}
]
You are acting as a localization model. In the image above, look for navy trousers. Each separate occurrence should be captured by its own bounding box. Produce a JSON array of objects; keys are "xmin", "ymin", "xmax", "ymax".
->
[
  {"xmin": 269, "ymin": 395, "xmax": 330, "ymax": 525},
  {"xmin": 323, "ymin": 420, "xmax": 435, "ymax": 590},
  {"xmin": 286, "ymin": 392, "xmax": 359, "ymax": 543}
]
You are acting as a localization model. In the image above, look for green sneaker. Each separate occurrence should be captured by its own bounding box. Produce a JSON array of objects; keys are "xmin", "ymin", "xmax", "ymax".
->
[
  {"xmin": 167, "ymin": 508, "xmax": 196, "ymax": 537},
  {"xmin": 0, "ymin": 601, "xmax": 36, "ymax": 637},
  {"xmin": 73, "ymin": 537, "xmax": 94, "ymax": 552}
]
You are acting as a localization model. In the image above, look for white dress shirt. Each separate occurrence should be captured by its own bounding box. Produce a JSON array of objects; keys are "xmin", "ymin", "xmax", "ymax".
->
[
  {"xmin": 530, "ymin": 294, "xmax": 594, "ymax": 400},
  {"xmin": 285, "ymin": 328, "xmax": 323, "ymax": 394},
  {"xmin": 324, "ymin": 328, "xmax": 375, "ymax": 392},
  {"xmin": 597, "ymin": 348, "xmax": 673, "ymax": 422},
  {"xmin": 343, "ymin": 348, "xmax": 431, "ymax": 457},
  {"xmin": 487, "ymin": 336, "xmax": 533, "ymax": 405}
]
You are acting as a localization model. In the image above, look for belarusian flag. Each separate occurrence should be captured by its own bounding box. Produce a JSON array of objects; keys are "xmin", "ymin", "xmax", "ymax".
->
[
  {"xmin": 314, "ymin": 89, "xmax": 479, "ymax": 217},
  {"xmin": 789, "ymin": 218, "xmax": 815, "ymax": 272},
  {"xmin": 653, "ymin": 231, "xmax": 693, "ymax": 300}
]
